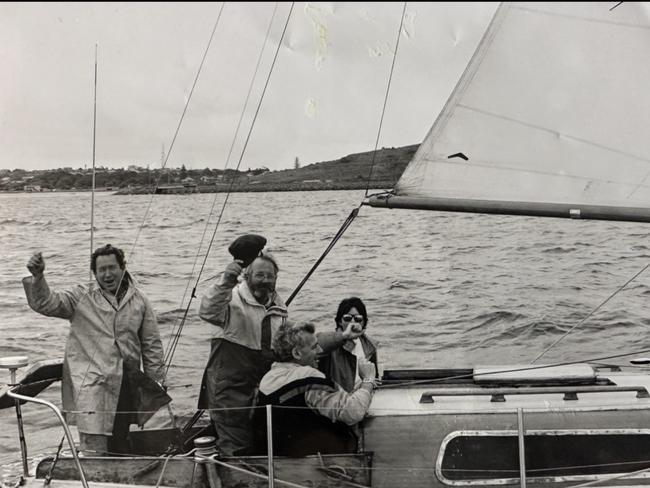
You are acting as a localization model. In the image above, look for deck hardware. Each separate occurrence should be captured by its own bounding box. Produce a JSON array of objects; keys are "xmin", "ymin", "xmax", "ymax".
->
[
  {"xmin": 193, "ymin": 437, "xmax": 221, "ymax": 488},
  {"xmin": 419, "ymin": 385, "xmax": 650, "ymax": 403}
]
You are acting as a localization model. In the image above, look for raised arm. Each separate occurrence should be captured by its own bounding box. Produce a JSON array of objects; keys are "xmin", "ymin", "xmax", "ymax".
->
[
  {"xmin": 198, "ymin": 261, "xmax": 242, "ymax": 326},
  {"xmin": 22, "ymin": 253, "xmax": 85, "ymax": 319},
  {"xmin": 317, "ymin": 322, "xmax": 364, "ymax": 353},
  {"xmin": 305, "ymin": 361, "xmax": 377, "ymax": 425}
]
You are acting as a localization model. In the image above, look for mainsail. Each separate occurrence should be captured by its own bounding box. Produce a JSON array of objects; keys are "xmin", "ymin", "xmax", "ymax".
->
[{"xmin": 368, "ymin": 2, "xmax": 650, "ymax": 222}]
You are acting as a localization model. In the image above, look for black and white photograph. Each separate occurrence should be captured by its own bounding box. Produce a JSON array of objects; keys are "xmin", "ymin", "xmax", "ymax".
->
[{"xmin": 2, "ymin": 2, "xmax": 650, "ymax": 487}]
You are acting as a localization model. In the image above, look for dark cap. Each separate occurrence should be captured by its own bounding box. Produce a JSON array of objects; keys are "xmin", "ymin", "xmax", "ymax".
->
[{"xmin": 228, "ymin": 234, "xmax": 267, "ymax": 267}]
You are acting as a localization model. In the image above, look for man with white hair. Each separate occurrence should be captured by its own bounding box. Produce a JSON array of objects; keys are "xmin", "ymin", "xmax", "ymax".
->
[
  {"xmin": 255, "ymin": 321, "xmax": 377, "ymax": 456},
  {"xmin": 199, "ymin": 234, "xmax": 365, "ymax": 455}
]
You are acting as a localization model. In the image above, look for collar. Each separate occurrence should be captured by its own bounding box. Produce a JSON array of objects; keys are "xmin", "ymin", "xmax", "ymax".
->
[{"xmin": 95, "ymin": 271, "xmax": 136, "ymax": 309}]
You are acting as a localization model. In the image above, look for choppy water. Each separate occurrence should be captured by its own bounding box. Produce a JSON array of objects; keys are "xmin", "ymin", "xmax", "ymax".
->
[{"xmin": 2, "ymin": 190, "xmax": 650, "ymax": 478}]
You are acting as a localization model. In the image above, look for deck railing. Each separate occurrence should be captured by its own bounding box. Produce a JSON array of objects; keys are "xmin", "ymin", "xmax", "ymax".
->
[{"xmin": 7, "ymin": 387, "xmax": 89, "ymax": 488}]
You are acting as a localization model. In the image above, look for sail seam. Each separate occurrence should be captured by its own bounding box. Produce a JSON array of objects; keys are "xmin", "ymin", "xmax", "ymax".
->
[
  {"xmin": 426, "ymin": 157, "xmax": 650, "ymax": 191},
  {"xmin": 512, "ymin": 5, "xmax": 650, "ymax": 30},
  {"xmin": 457, "ymin": 104, "xmax": 650, "ymax": 166}
]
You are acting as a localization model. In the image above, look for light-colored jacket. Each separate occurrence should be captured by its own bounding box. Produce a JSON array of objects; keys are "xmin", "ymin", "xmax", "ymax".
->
[
  {"xmin": 199, "ymin": 274, "xmax": 287, "ymax": 349},
  {"xmin": 22, "ymin": 273, "xmax": 165, "ymax": 435},
  {"xmin": 259, "ymin": 362, "xmax": 373, "ymax": 425}
]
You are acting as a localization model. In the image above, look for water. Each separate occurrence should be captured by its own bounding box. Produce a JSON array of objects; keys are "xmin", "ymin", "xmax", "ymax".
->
[{"xmin": 2, "ymin": 190, "xmax": 650, "ymax": 478}]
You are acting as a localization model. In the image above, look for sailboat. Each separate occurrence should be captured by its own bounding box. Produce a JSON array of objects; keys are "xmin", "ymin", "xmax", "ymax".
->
[{"xmin": 4, "ymin": 2, "xmax": 650, "ymax": 487}]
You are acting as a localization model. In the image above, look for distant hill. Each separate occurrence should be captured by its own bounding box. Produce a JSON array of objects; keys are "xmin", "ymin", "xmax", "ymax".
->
[
  {"xmin": 0, "ymin": 143, "xmax": 419, "ymax": 194},
  {"xmin": 188, "ymin": 143, "xmax": 420, "ymax": 194}
]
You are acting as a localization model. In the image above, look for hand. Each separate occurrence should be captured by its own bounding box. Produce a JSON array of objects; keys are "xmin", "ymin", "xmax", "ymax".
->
[
  {"xmin": 223, "ymin": 260, "xmax": 243, "ymax": 285},
  {"xmin": 341, "ymin": 322, "xmax": 364, "ymax": 340},
  {"xmin": 27, "ymin": 252, "xmax": 45, "ymax": 278},
  {"xmin": 358, "ymin": 360, "xmax": 377, "ymax": 381}
]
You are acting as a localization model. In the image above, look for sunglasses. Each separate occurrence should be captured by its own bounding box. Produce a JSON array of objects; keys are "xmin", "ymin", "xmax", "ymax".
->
[{"xmin": 341, "ymin": 314, "xmax": 364, "ymax": 324}]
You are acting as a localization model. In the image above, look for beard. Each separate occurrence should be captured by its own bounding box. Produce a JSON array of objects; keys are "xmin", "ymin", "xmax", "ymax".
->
[{"xmin": 250, "ymin": 283, "xmax": 274, "ymax": 302}]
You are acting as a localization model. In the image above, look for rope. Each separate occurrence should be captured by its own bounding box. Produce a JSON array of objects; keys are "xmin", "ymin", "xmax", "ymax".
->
[
  {"xmin": 568, "ymin": 464, "xmax": 650, "ymax": 488},
  {"xmin": 364, "ymin": 2, "xmax": 408, "ymax": 198},
  {"xmin": 197, "ymin": 454, "xmax": 314, "ymax": 488},
  {"xmin": 164, "ymin": 3, "xmax": 281, "ymax": 370},
  {"xmin": 285, "ymin": 206, "xmax": 360, "ymax": 306},
  {"xmin": 164, "ymin": 3, "xmax": 295, "ymax": 374},
  {"xmin": 531, "ymin": 260, "xmax": 650, "ymax": 363},
  {"xmin": 283, "ymin": 4, "xmax": 409, "ymax": 306},
  {"xmin": 154, "ymin": 455, "xmax": 172, "ymax": 488},
  {"xmin": 43, "ymin": 435, "xmax": 65, "ymax": 485}
]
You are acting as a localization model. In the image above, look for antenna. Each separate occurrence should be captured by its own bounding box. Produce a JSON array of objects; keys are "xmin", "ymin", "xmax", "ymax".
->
[{"xmin": 90, "ymin": 44, "xmax": 98, "ymax": 282}]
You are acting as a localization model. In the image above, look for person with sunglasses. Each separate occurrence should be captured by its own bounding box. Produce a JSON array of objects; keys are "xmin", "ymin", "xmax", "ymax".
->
[{"xmin": 317, "ymin": 297, "xmax": 379, "ymax": 393}]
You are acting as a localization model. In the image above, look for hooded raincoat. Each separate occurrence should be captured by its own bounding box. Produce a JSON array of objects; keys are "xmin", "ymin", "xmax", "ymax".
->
[
  {"xmin": 22, "ymin": 273, "xmax": 165, "ymax": 435},
  {"xmin": 198, "ymin": 275, "xmax": 288, "ymax": 454}
]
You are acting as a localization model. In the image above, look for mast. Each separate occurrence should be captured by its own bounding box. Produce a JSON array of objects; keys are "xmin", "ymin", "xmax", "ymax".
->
[{"xmin": 90, "ymin": 44, "xmax": 97, "ymax": 281}]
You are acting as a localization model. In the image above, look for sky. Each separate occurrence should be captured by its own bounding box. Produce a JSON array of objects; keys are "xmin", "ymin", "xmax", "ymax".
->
[{"xmin": 0, "ymin": 2, "xmax": 498, "ymax": 171}]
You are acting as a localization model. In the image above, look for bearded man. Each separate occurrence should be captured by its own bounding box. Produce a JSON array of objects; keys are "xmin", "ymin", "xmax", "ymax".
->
[
  {"xmin": 198, "ymin": 235, "xmax": 363, "ymax": 455},
  {"xmin": 198, "ymin": 236, "xmax": 288, "ymax": 455}
]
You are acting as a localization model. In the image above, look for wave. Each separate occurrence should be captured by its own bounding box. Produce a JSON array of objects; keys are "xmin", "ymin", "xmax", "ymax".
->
[
  {"xmin": 140, "ymin": 218, "xmax": 206, "ymax": 229},
  {"xmin": 0, "ymin": 218, "xmax": 54, "ymax": 227},
  {"xmin": 540, "ymin": 246, "xmax": 577, "ymax": 254}
]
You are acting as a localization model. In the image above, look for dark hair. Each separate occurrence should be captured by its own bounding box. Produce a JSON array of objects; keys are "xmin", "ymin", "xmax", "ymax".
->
[
  {"xmin": 335, "ymin": 297, "xmax": 368, "ymax": 329},
  {"xmin": 273, "ymin": 322, "xmax": 315, "ymax": 362},
  {"xmin": 91, "ymin": 244, "xmax": 126, "ymax": 273}
]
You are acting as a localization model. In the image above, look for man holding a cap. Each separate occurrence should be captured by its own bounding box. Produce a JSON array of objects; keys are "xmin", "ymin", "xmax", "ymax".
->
[
  {"xmin": 198, "ymin": 235, "xmax": 288, "ymax": 454},
  {"xmin": 199, "ymin": 235, "xmax": 365, "ymax": 454}
]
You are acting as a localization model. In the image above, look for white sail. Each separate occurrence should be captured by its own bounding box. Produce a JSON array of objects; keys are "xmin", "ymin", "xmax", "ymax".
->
[{"xmin": 372, "ymin": 3, "xmax": 650, "ymax": 221}]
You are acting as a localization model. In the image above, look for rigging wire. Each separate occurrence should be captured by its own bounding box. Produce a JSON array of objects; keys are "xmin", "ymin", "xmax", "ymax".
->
[
  {"xmin": 164, "ymin": 3, "xmax": 296, "ymax": 374},
  {"xmin": 531, "ymin": 260, "xmax": 650, "ymax": 364},
  {"xmin": 286, "ymin": 207, "xmax": 360, "ymax": 306},
  {"xmin": 364, "ymin": 2, "xmax": 408, "ymax": 198},
  {"xmin": 65, "ymin": 43, "xmax": 109, "ymax": 441},
  {"xmin": 164, "ymin": 3, "xmax": 281, "ymax": 364},
  {"xmin": 285, "ymin": 3, "xmax": 408, "ymax": 306},
  {"xmin": 67, "ymin": 4, "xmax": 226, "ymax": 417},
  {"xmin": 127, "ymin": 2, "xmax": 226, "ymax": 265}
]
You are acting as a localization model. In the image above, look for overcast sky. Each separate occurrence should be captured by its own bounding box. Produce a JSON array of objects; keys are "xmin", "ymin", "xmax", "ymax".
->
[{"xmin": 0, "ymin": 2, "xmax": 497, "ymax": 171}]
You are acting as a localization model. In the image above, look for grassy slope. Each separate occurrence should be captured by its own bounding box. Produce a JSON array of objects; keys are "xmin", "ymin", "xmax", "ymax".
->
[{"xmin": 213, "ymin": 144, "xmax": 419, "ymax": 192}]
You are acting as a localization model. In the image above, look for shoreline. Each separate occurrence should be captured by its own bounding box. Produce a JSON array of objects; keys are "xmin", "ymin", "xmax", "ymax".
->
[{"xmin": 0, "ymin": 184, "xmax": 395, "ymax": 196}]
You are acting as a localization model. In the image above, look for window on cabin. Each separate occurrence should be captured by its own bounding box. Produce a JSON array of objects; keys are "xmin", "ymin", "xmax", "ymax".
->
[{"xmin": 438, "ymin": 430, "xmax": 650, "ymax": 484}]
